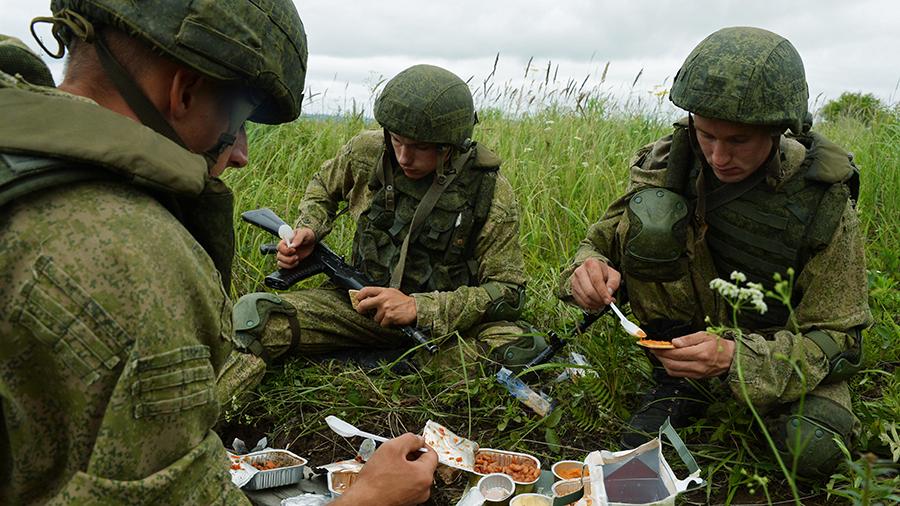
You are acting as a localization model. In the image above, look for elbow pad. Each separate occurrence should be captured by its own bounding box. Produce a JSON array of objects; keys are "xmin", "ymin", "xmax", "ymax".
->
[{"xmin": 483, "ymin": 282, "xmax": 525, "ymax": 322}]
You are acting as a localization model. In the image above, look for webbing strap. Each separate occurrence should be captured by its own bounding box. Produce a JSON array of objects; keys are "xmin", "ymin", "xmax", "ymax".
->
[
  {"xmin": 704, "ymin": 165, "xmax": 767, "ymax": 214},
  {"xmin": 389, "ymin": 167, "xmax": 460, "ymax": 288},
  {"xmin": 805, "ymin": 330, "xmax": 842, "ymax": 361},
  {"xmin": 93, "ymin": 33, "xmax": 187, "ymax": 149}
]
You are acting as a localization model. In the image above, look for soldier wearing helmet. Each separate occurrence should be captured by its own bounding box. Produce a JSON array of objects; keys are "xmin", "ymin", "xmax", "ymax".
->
[
  {"xmin": 559, "ymin": 27, "xmax": 871, "ymax": 477},
  {"xmin": 221, "ymin": 64, "xmax": 541, "ymax": 395},
  {"xmin": 0, "ymin": 2, "xmax": 436, "ymax": 505}
]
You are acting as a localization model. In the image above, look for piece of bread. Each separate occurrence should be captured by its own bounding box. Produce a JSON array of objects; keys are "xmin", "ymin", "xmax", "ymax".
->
[{"xmin": 348, "ymin": 289, "xmax": 361, "ymax": 311}]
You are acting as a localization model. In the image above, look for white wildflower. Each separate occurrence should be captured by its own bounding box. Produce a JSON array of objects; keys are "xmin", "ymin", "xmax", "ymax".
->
[
  {"xmin": 730, "ymin": 271, "xmax": 747, "ymax": 283},
  {"xmin": 750, "ymin": 298, "xmax": 768, "ymax": 314},
  {"xmin": 710, "ymin": 278, "xmax": 739, "ymax": 299}
]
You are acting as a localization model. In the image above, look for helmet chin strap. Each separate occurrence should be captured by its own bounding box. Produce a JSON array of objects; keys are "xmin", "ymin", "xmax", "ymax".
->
[{"xmin": 91, "ymin": 27, "xmax": 251, "ymax": 170}]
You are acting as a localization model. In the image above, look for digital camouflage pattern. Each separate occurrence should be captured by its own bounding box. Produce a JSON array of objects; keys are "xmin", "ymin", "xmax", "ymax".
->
[
  {"xmin": 558, "ymin": 121, "xmax": 872, "ymax": 472},
  {"xmin": 670, "ymin": 27, "xmax": 809, "ymax": 133},
  {"xmin": 374, "ymin": 64, "xmax": 476, "ymax": 148},
  {"xmin": 0, "ymin": 35, "xmax": 55, "ymax": 87},
  {"xmin": 0, "ymin": 76, "xmax": 247, "ymax": 504},
  {"xmin": 218, "ymin": 130, "xmax": 530, "ymax": 400},
  {"xmin": 294, "ymin": 130, "xmax": 526, "ymax": 339},
  {"xmin": 48, "ymin": 0, "xmax": 308, "ymax": 124}
]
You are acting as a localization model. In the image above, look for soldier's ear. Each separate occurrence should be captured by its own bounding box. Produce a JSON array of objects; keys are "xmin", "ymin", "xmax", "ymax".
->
[{"xmin": 167, "ymin": 67, "xmax": 206, "ymax": 121}]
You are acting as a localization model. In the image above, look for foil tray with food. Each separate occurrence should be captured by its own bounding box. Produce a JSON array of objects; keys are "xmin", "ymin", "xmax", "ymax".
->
[{"xmin": 228, "ymin": 449, "xmax": 308, "ymax": 491}]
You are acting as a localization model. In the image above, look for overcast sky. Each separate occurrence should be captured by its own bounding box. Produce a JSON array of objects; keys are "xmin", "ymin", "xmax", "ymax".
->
[{"xmin": 4, "ymin": 0, "xmax": 899, "ymax": 117}]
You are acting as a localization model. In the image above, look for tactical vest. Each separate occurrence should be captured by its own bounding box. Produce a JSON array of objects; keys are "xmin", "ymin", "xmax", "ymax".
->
[
  {"xmin": 666, "ymin": 124, "xmax": 859, "ymax": 331},
  {"xmin": 351, "ymin": 146, "xmax": 499, "ymax": 294},
  {"xmin": 0, "ymin": 153, "xmax": 236, "ymax": 289}
]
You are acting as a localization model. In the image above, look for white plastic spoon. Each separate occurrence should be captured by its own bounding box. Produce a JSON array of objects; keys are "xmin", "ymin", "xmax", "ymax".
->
[
  {"xmin": 326, "ymin": 415, "xmax": 389, "ymax": 443},
  {"xmin": 325, "ymin": 415, "xmax": 428, "ymax": 452},
  {"xmin": 609, "ymin": 302, "xmax": 647, "ymax": 339}
]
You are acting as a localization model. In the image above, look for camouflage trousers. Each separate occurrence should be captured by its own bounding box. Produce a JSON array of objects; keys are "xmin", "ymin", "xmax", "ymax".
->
[{"xmin": 217, "ymin": 287, "xmax": 529, "ymax": 403}]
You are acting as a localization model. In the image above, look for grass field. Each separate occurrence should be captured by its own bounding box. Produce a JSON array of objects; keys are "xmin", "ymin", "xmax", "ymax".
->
[{"xmin": 221, "ymin": 94, "xmax": 899, "ymax": 504}]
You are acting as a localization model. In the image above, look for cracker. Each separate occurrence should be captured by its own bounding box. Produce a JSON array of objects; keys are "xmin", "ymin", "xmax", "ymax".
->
[
  {"xmin": 348, "ymin": 289, "xmax": 360, "ymax": 311},
  {"xmin": 636, "ymin": 339, "xmax": 676, "ymax": 349}
]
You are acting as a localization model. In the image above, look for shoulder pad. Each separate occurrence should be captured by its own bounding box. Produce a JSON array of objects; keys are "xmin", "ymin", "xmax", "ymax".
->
[
  {"xmin": 472, "ymin": 143, "xmax": 502, "ymax": 170},
  {"xmin": 348, "ymin": 129, "xmax": 387, "ymax": 155},
  {"xmin": 802, "ymin": 132, "xmax": 857, "ymax": 185}
]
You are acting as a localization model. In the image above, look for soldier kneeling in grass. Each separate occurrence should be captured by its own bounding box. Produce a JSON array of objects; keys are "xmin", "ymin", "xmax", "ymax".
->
[{"xmin": 558, "ymin": 27, "xmax": 871, "ymax": 478}]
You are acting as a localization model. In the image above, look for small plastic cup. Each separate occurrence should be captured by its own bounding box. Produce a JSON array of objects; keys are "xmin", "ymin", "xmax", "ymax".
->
[
  {"xmin": 510, "ymin": 493, "xmax": 553, "ymax": 506},
  {"xmin": 552, "ymin": 477, "xmax": 591, "ymax": 505},
  {"xmin": 478, "ymin": 472, "xmax": 515, "ymax": 505},
  {"xmin": 551, "ymin": 460, "xmax": 587, "ymax": 481}
]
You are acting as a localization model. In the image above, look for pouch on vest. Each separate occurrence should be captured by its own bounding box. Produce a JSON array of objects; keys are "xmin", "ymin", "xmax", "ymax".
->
[{"xmin": 622, "ymin": 188, "xmax": 689, "ymax": 282}]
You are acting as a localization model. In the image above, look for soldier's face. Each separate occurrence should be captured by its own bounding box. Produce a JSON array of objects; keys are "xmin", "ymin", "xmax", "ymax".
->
[
  {"xmin": 693, "ymin": 115, "xmax": 775, "ymax": 184},
  {"xmin": 209, "ymin": 124, "xmax": 248, "ymax": 177},
  {"xmin": 389, "ymin": 133, "xmax": 450, "ymax": 180}
]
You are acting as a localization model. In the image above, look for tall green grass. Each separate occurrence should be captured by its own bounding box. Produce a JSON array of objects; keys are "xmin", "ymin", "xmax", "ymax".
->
[{"xmin": 223, "ymin": 93, "xmax": 899, "ymax": 504}]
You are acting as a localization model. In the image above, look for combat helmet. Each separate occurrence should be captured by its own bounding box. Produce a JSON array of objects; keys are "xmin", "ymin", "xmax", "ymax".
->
[
  {"xmin": 0, "ymin": 35, "xmax": 55, "ymax": 87},
  {"xmin": 670, "ymin": 27, "xmax": 809, "ymax": 133},
  {"xmin": 374, "ymin": 64, "xmax": 476, "ymax": 150},
  {"xmin": 35, "ymin": 0, "xmax": 308, "ymax": 125}
]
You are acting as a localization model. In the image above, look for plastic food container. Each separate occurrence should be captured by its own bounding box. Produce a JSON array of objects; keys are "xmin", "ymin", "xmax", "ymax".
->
[
  {"xmin": 327, "ymin": 469, "xmax": 360, "ymax": 497},
  {"xmin": 551, "ymin": 477, "xmax": 592, "ymax": 505},
  {"xmin": 471, "ymin": 448, "xmax": 542, "ymax": 494},
  {"xmin": 241, "ymin": 449, "xmax": 308, "ymax": 491},
  {"xmin": 552, "ymin": 460, "xmax": 588, "ymax": 481},
  {"xmin": 510, "ymin": 493, "xmax": 553, "ymax": 506},
  {"xmin": 478, "ymin": 473, "xmax": 515, "ymax": 505}
]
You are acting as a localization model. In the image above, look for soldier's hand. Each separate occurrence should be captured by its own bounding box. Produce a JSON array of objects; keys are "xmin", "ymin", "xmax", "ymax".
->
[
  {"xmin": 334, "ymin": 434, "xmax": 437, "ymax": 506},
  {"xmin": 356, "ymin": 287, "xmax": 417, "ymax": 327},
  {"xmin": 651, "ymin": 331, "xmax": 735, "ymax": 378},
  {"xmin": 570, "ymin": 258, "xmax": 621, "ymax": 310},
  {"xmin": 276, "ymin": 227, "xmax": 316, "ymax": 268}
]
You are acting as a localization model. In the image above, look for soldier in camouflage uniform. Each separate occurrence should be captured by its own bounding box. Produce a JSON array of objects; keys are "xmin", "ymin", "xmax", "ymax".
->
[
  {"xmin": 559, "ymin": 27, "xmax": 872, "ymax": 478},
  {"xmin": 0, "ymin": 2, "xmax": 436, "ymax": 504},
  {"xmin": 222, "ymin": 65, "xmax": 541, "ymax": 395}
]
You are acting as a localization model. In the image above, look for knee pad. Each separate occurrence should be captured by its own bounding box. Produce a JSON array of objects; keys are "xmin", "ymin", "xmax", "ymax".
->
[
  {"xmin": 490, "ymin": 324, "xmax": 548, "ymax": 371},
  {"xmin": 779, "ymin": 395, "xmax": 855, "ymax": 478},
  {"xmin": 232, "ymin": 292, "xmax": 298, "ymax": 361}
]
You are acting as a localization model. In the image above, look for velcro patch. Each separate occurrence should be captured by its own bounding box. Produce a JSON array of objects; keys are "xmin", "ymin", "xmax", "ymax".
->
[
  {"xmin": 15, "ymin": 255, "xmax": 132, "ymax": 385},
  {"xmin": 132, "ymin": 345, "xmax": 216, "ymax": 419}
]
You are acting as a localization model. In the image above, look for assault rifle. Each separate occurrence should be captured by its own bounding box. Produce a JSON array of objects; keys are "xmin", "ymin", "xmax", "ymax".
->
[
  {"xmin": 522, "ymin": 307, "xmax": 610, "ymax": 370},
  {"xmin": 241, "ymin": 208, "xmax": 437, "ymax": 354}
]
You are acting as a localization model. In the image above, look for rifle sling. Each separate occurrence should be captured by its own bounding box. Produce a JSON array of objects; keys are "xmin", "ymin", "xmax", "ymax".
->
[
  {"xmin": 389, "ymin": 152, "xmax": 469, "ymax": 288},
  {"xmin": 703, "ymin": 157, "xmax": 768, "ymax": 214}
]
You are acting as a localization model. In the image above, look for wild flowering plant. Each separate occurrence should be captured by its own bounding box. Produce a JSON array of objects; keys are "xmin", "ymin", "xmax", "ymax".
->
[{"xmin": 709, "ymin": 269, "xmax": 804, "ymax": 504}]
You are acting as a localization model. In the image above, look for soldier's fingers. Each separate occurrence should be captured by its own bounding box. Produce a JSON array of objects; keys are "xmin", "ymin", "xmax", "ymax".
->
[
  {"xmin": 373, "ymin": 306, "xmax": 388, "ymax": 326},
  {"xmin": 571, "ymin": 279, "xmax": 599, "ymax": 311},
  {"xmin": 603, "ymin": 265, "xmax": 622, "ymax": 299},
  {"xmin": 357, "ymin": 286, "xmax": 383, "ymax": 301},
  {"xmin": 276, "ymin": 254, "xmax": 299, "ymax": 269},
  {"xmin": 585, "ymin": 260, "xmax": 614, "ymax": 304},
  {"xmin": 572, "ymin": 267, "xmax": 604, "ymax": 309},
  {"xmin": 276, "ymin": 239, "xmax": 295, "ymax": 256}
]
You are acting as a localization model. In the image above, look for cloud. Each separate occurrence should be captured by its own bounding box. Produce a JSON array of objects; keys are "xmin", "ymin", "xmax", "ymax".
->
[{"xmin": 2, "ymin": 0, "xmax": 897, "ymax": 113}]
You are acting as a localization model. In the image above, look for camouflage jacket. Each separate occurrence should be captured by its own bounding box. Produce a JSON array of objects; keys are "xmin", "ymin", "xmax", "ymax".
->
[
  {"xmin": 559, "ymin": 122, "xmax": 872, "ymax": 406},
  {"xmin": 0, "ymin": 74, "xmax": 247, "ymax": 504},
  {"xmin": 295, "ymin": 130, "xmax": 527, "ymax": 338}
]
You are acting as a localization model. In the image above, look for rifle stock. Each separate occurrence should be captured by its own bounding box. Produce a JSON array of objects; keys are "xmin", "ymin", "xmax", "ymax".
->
[
  {"xmin": 523, "ymin": 308, "xmax": 609, "ymax": 369},
  {"xmin": 241, "ymin": 208, "xmax": 437, "ymax": 353}
]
